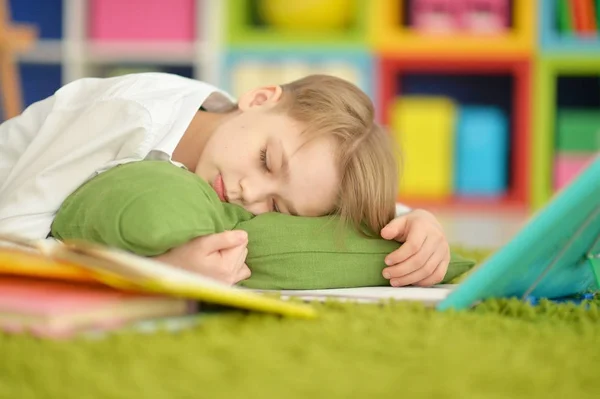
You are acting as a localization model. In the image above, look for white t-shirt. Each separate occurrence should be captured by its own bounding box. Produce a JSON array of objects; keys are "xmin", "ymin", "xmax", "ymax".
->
[{"xmin": 0, "ymin": 73, "xmax": 235, "ymax": 240}]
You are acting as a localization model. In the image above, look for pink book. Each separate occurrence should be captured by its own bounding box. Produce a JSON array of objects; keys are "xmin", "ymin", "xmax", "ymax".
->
[
  {"xmin": 554, "ymin": 153, "xmax": 596, "ymax": 191},
  {"xmin": 0, "ymin": 277, "xmax": 191, "ymax": 338}
]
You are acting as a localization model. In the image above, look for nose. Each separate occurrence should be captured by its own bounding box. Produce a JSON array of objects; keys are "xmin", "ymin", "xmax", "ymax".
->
[{"xmin": 239, "ymin": 177, "xmax": 275, "ymax": 215}]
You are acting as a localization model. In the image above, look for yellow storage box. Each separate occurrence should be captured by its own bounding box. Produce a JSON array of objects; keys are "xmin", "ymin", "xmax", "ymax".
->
[{"xmin": 390, "ymin": 96, "xmax": 456, "ymax": 200}]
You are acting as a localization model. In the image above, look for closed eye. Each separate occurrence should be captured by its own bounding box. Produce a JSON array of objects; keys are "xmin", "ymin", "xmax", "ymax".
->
[
  {"xmin": 260, "ymin": 148, "xmax": 281, "ymax": 212},
  {"xmin": 260, "ymin": 148, "xmax": 270, "ymax": 172}
]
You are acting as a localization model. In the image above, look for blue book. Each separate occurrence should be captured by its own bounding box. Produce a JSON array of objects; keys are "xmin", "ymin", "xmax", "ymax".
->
[{"xmin": 438, "ymin": 156, "xmax": 600, "ymax": 310}]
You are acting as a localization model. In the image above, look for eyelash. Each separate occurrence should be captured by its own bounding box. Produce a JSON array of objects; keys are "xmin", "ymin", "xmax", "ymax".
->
[
  {"xmin": 259, "ymin": 148, "xmax": 269, "ymax": 172},
  {"xmin": 259, "ymin": 147, "xmax": 280, "ymax": 213}
]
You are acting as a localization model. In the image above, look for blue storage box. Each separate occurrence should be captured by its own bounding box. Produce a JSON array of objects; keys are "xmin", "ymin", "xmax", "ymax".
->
[{"xmin": 454, "ymin": 106, "xmax": 509, "ymax": 196}]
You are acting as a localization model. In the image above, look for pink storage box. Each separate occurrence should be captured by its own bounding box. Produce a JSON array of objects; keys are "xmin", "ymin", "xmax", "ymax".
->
[
  {"xmin": 461, "ymin": 0, "xmax": 509, "ymax": 33},
  {"xmin": 89, "ymin": 0, "xmax": 196, "ymax": 41},
  {"xmin": 412, "ymin": 0, "xmax": 461, "ymax": 33},
  {"xmin": 554, "ymin": 153, "xmax": 597, "ymax": 191}
]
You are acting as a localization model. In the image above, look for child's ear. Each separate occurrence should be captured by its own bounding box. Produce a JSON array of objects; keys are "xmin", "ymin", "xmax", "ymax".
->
[{"xmin": 237, "ymin": 86, "xmax": 283, "ymax": 111}]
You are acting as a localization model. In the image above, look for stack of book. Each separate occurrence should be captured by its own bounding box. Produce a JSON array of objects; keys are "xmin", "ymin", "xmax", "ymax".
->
[{"xmin": 0, "ymin": 235, "xmax": 316, "ymax": 339}]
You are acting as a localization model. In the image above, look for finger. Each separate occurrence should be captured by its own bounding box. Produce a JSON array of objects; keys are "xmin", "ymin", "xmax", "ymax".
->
[
  {"xmin": 198, "ymin": 230, "xmax": 248, "ymax": 254},
  {"xmin": 216, "ymin": 244, "xmax": 247, "ymax": 285},
  {"xmin": 389, "ymin": 244, "xmax": 446, "ymax": 287},
  {"xmin": 231, "ymin": 249, "xmax": 251, "ymax": 284},
  {"xmin": 383, "ymin": 227, "xmax": 427, "ymax": 268},
  {"xmin": 383, "ymin": 234, "xmax": 441, "ymax": 279},
  {"xmin": 237, "ymin": 263, "xmax": 252, "ymax": 283},
  {"xmin": 219, "ymin": 242, "xmax": 247, "ymax": 265},
  {"xmin": 412, "ymin": 257, "xmax": 450, "ymax": 287},
  {"xmin": 234, "ymin": 247, "xmax": 248, "ymax": 270},
  {"xmin": 380, "ymin": 215, "xmax": 408, "ymax": 241}
]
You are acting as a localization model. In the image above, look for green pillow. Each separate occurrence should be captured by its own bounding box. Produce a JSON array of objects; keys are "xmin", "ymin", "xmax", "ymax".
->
[
  {"xmin": 237, "ymin": 213, "xmax": 474, "ymax": 289},
  {"xmin": 51, "ymin": 160, "xmax": 253, "ymax": 256},
  {"xmin": 52, "ymin": 161, "xmax": 475, "ymax": 290}
]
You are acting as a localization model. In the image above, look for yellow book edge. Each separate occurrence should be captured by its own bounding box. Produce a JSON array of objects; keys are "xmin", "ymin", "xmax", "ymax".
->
[{"xmin": 0, "ymin": 235, "xmax": 317, "ymax": 320}]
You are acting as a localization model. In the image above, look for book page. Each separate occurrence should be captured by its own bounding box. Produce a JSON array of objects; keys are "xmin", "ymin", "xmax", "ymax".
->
[{"xmin": 258, "ymin": 285, "xmax": 457, "ymax": 304}]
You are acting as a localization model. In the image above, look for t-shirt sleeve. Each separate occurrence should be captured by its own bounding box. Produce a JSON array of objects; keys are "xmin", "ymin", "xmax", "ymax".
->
[{"xmin": 0, "ymin": 95, "xmax": 56, "ymax": 188}]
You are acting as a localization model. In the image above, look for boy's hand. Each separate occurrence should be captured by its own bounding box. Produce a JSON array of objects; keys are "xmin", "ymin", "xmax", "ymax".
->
[
  {"xmin": 380, "ymin": 209, "xmax": 450, "ymax": 287},
  {"xmin": 154, "ymin": 230, "xmax": 251, "ymax": 285}
]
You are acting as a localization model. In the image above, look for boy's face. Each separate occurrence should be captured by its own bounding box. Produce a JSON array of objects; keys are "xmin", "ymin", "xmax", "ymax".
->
[{"xmin": 195, "ymin": 86, "xmax": 340, "ymax": 217}]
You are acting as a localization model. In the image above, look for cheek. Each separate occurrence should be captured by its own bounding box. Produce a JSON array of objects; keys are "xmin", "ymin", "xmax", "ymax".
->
[
  {"xmin": 204, "ymin": 135, "xmax": 257, "ymax": 174},
  {"xmin": 213, "ymin": 123, "xmax": 258, "ymax": 154}
]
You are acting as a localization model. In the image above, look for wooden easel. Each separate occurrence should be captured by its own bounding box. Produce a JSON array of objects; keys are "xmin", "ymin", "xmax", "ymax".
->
[{"xmin": 0, "ymin": 0, "xmax": 37, "ymax": 120}]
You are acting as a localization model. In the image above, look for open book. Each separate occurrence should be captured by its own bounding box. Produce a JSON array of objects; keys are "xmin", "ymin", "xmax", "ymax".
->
[{"xmin": 0, "ymin": 234, "xmax": 316, "ymax": 319}]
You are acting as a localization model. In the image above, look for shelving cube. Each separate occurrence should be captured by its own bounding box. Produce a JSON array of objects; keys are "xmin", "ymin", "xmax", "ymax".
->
[
  {"xmin": 370, "ymin": 0, "xmax": 536, "ymax": 57},
  {"xmin": 532, "ymin": 54, "xmax": 600, "ymax": 208},
  {"xmin": 539, "ymin": 0, "xmax": 600, "ymax": 53},
  {"xmin": 378, "ymin": 55, "xmax": 531, "ymax": 210}
]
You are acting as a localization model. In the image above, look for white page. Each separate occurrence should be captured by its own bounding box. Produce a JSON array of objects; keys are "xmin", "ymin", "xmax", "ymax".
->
[{"xmin": 258, "ymin": 285, "xmax": 458, "ymax": 305}]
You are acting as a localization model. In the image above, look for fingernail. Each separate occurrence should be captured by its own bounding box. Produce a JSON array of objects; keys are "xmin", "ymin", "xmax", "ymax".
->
[
  {"xmin": 383, "ymin": 271, "xmax": 391, "ymax": 279},
  {"xmin": 385, "ymin": 258, "xmax": 393, "ymax": 266},
  {"xmin": 236, "ymin": 231, "xmax": 248, "ymax": 242}
]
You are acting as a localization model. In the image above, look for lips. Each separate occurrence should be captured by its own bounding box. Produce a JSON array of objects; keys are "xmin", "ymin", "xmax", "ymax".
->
[{"xmin": 213, "ymin": 174, "xmax": 228, "ymax": 202}]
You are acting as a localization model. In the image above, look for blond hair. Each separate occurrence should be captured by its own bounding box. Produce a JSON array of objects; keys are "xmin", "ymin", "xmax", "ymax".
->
[{"xmin": 278, "ymin": 75, "xmax": 399, "ymax": 236}]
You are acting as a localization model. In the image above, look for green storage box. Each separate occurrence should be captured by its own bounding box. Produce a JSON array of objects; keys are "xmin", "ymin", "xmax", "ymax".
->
[{"xmin": 557, "ymin": 110, "xmax": 600, "ymax": 152}]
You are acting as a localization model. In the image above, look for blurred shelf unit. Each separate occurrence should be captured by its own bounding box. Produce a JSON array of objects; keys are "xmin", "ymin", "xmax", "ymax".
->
[
  {"xmin": 225, "ymin": 0, "xmax": 369, "ymax": 49},
  {"xmin": 378, "ymin": 55, "xmax": 531, "ymax": 211},
  {"xmin": 370, "ymin": 0, "xmax": 536, "ymax": 57},
  {"xmin": 15, "ymin": 0, "xmax": 223, "ymax": 92},
  {"xmin": 533, "ymin": 55, "xmax": 600, "ymax": 208},
  {"xmin": 10, "ymin": 0, "xmax": 598, "ymax": 213},
  {"xmin": 532, "ymin": 0, "xmax": 600, "ymax": 208}
]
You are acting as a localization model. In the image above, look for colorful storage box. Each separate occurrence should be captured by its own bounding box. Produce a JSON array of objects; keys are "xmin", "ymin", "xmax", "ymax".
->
[
  {"xmin": 454, "ymin": 106, "xmax": 509, "ymax": 196},
  {"xmin": 557, "ymin": 109, "xmax": 600, "ymax": 152},
  {"xmin": 89, "ymin": 0, "xmax": 195, "ymax": 41},
  {"xmin": 554, "ymin": 153, "xmax": 598, "ymax": 191},
  {"xmin": 390, "ymin": 96, "xmax": 456, "ymax": 200},
  {"xmin": 461, "ymin": 0, "xmax": 509, "ymax": 33},
  {"xmin": 412, "ymin": 0, "xmax": 461, "ymax": 33}
]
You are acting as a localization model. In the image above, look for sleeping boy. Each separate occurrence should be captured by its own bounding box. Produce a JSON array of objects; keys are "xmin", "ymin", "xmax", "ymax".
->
[{"xmin": 0, "ymin": 72, "xmax": 450, "ymax": 287}]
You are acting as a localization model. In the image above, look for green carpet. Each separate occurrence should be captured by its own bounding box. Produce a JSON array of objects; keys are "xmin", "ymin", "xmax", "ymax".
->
[{"xmin": 2, "ymin": 250, "xmax": 600, "ymax": 399}]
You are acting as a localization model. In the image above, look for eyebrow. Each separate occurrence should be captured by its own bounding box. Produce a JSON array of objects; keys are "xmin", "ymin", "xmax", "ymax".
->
[{"xmin": 275, "ymin": 139, "xmax": 298, "ymax": 216}]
